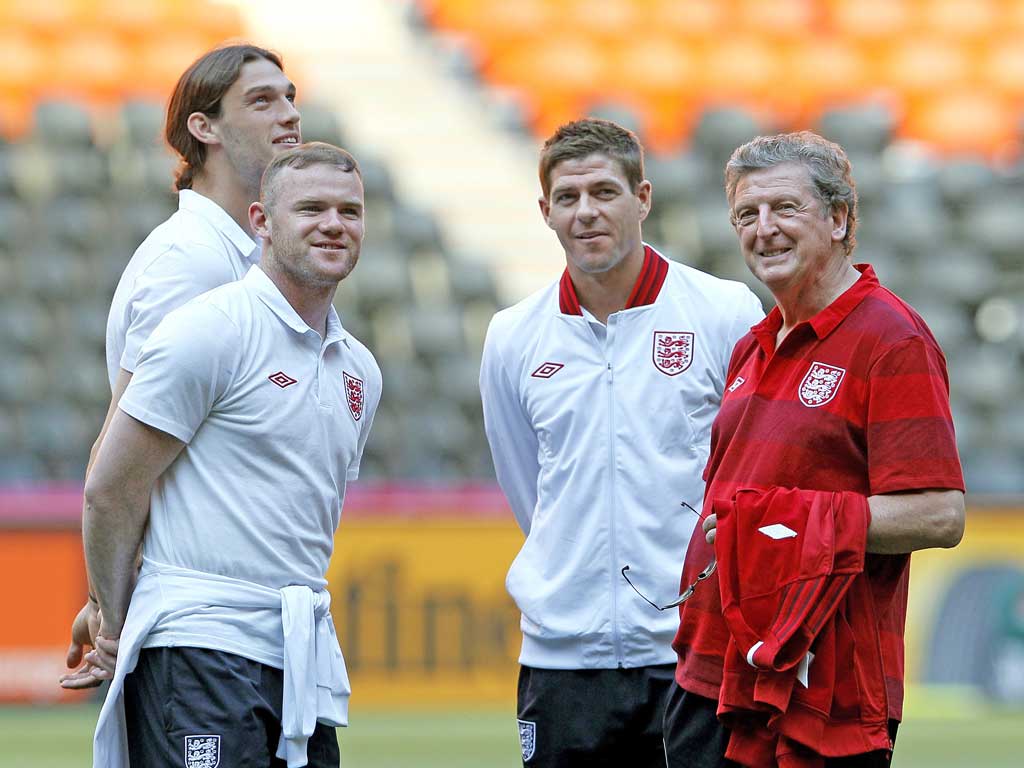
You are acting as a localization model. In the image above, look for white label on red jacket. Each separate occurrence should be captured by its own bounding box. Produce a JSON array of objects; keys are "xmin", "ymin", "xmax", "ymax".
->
[{"xmin": 758, "ymin": 523, "xmax": 798, "ymax": 539}]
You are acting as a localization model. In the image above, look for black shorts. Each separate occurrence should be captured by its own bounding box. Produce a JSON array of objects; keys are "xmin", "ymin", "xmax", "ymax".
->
[
  {"xmin": 663, "ymin": 684, "xmax": 899, "ymax": 768},
  {"xmin": 124, "ymin": 646, "xmax": 340, "ymax": 768},
  {"xmin": 516, "ymin": 663, "xmax": 675, "ymax": 768}
]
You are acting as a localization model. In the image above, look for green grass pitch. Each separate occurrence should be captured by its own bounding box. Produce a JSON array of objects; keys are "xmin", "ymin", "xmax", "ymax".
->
[{"xmin": 3, "ymin": 703, "xmax": 1023, "ymax": 767}]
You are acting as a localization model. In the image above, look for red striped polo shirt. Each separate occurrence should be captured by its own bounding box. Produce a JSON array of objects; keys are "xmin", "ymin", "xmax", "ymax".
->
[{"xmin": 672, "ymin": 264, "xmax": 964, "ymax": 722}]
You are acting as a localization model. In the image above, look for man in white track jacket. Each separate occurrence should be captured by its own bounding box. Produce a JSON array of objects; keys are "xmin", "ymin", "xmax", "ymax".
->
[{"xmin": 480, "ymin": 118, "xmax": 764, "ymax": 768}]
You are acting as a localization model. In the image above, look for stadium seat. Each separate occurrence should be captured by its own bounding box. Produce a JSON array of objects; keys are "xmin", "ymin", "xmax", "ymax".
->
[
  {"xmin": 447, "ymin": 257, "xmax": 499, "ymax": 305},
  {"xmin": 407, "ymin": 306, "xmax": 467, "ymax": 360},
  {"xmin": 297, "ymin": 102, "xmax": 348, "ymax": 146},
  {"xmin": 816, "ymin": 104, "xmax": 896, "ymax": 156},
  {"xmin": 32, "ymin": 100, "xmax": 96, "ymax": 147},
  {"xmin": 393, "ymin": 203, "xmax": 446, "ymax": 252},
  {"xmin": 409, "ymin": 252, "xmax": 453, "ymax": 308},
  {"xmin": 959, "ymin": 192, "xmax": 1024, "ymax": 265},
  {"xmin": 46, "ymin": 30, "xmax": 132, "ymax": 103},
  {"xmin": 0, "ymin": 196, "xmax": 27, "ymax": 251},
  {"xmin": 119, "ymin": 99, "xmax": 166, "ymax": 148},
  {"xmin": 918, "ymin": 0, "xmax": 999, "ymax": 40},
  {"xmin": 49, "ymin": 195, "xmax": 109, "ymax": 251},
  {"xmin": 0, "ymin": 356, "xmax": 48, "ymax": 404},
  {"xmin": 0, "ymin": 298, "xmax": 53, "ymax": 351},
  {"xmin": 690, "ymin": 107, "xmax": 764, "ymax": 173},
  {"xmin": 48, "ymin": 346, "xmax": 109, "ymax": 406}
]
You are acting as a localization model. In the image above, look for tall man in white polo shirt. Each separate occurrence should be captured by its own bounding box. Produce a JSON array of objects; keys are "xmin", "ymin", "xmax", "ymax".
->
[
  {"xmin": 83, "ymin": 142, "xmax": 379, "ymax": 768},
  {"xmin": 61, "ymin": 43, "xmax": 302, "ymax": 688},
  {"xmin": 479, "ymin": 118, "xmax": 764, "ymax": 767}
]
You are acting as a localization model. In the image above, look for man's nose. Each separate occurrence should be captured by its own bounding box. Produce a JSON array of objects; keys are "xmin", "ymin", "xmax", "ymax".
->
[
  {"xmin": 281, "ymin": 99, "xmax": 300, "ymax": 127},
  {"xmin": 576, "ymin": 194, "xmax": 598, "ymax": 220},
  {"xmin": 755, "ymin": 206, "xmax": 778, "ymax": 237},
  {"xmin": 320, "ymin": 210, "xmax": 345, "ymax": 232}
]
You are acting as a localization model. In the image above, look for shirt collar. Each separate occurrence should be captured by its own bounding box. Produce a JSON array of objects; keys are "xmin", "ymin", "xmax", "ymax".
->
[
  {"xmin": 244, "ymin": 265, "xmax": 347, "ymax": 345},
  {"xmin": 179, "ymin": 189, "xmax": 259, "ymax": 263},
  {"xmin": 558, "ymin": 243, "xmax": 670, "ymax": 316},
  {"xmin": 751, "ymin": 263, "xmax": 879, "ymax": 353}
]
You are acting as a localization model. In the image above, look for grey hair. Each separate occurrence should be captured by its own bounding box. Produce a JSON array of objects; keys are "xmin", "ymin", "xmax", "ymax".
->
[{"xmin": 724, "ymin": 131, "xmax": 857, "ymax": 254}]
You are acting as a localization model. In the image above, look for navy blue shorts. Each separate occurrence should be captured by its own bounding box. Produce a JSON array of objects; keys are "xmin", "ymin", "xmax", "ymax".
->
[
  {"xmin": 516, "ymin": 663, "xmax": 674, "ymax": 767},
  {"xmin": 663, "ymin": 683, "xmax": 899, "ymax": 768},
  {"xmin": 124, "ymin": 646, "xmax": 340, "ymax": 767}
]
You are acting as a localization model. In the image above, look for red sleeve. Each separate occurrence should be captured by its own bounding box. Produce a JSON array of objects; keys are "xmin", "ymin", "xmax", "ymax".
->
[{"xmin": 866, "ymin": 336, "xmax": 964, "ymax": 495}]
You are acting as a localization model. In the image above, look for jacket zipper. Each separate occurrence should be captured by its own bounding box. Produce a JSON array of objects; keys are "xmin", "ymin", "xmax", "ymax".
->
[{"xmin": 606, "ymin": 355, "xmax": 623, "ymax": 666}]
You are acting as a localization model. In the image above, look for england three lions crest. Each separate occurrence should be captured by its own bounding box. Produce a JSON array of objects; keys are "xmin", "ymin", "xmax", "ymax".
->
[
  {"xmin": 517, "ymin": 719, "xmax": 536, "ymax": 762},
  {"xmin": 343, "ymin": 371, "xmax": 364, "ymax": 421},
  {"xmin": 184, "ymin": 735, "xmax": 220, "ymax": 768},
  {"xmin": 798, "ymin": 362, "xmax": 846, "ymax": 407},
  {"xmin": 653, "ymin": 331, "xmax": 694, "ymax": 376}
]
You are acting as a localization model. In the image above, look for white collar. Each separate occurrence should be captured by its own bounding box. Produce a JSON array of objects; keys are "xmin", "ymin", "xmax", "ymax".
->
[
  {"xmin": 244, "ymin": 265, "xmax": 346, "ymax": 346},
  {"xmin": 178, "ymin": 189, "xmax": 258, "ymax": 263}
]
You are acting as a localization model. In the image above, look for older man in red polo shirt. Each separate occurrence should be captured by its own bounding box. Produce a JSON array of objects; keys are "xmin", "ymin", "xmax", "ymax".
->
[{"xmin": 663, "ymin": 132, "xmax": 965, "ymax": 768}]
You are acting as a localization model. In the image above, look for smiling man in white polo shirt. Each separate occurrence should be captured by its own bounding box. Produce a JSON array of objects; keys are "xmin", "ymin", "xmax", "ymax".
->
[
  {"xmin": 479, "ymin": 118, "xmax": 764, "ymax": 767},
  {"xmin": 62, "ymin": 42, "xmax": 303, "ymax": 688},
  {"xmin": 83, "ymin": 142, "xmax": 380, "ymax": 768}
]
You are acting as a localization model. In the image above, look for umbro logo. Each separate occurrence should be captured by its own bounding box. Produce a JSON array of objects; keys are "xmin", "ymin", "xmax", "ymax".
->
[
  {"xmin": 531, "ymin": 362, "xmax": 564, "ymax": 379},
  {"xmin": 268, "ymin": 371, "xmax": 297, "ymax": 388},
  {"xmin": 759, "ymin": 523, "xmax": 798, "ymax": 540}
]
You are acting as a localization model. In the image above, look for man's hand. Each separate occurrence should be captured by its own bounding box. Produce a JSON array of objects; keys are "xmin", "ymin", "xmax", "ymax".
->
[
  {"xmin": 82, "ymin": 615, "xmax": 121, "ymax": 679},
  {"xmin": 60, "ymin": 599, "xmax": 104, "ymax": 689},
  {"xmin": 703, "ymin": 513, "xmax": 718, "ymax": 545}
]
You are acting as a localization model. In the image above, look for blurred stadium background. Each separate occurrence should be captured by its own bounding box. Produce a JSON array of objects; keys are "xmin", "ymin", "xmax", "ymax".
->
[{"xmin": 1, "ymin": 0, "xmax": 1023, "ymax": 764}]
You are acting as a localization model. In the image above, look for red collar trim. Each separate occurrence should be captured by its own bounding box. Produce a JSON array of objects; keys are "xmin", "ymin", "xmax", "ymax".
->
[
  {"xmin": 558, "ymin": 245, "xmax": 668, "ymax": 316},
  {"xmin": 751, "ymin": 264, "xmax": 880, "ymax": 353}
]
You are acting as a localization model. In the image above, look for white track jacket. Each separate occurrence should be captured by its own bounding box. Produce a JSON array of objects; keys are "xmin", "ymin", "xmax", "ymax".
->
[{"xmin": 480, "ymin": 246, "xmax": 764, "ymax": 669}]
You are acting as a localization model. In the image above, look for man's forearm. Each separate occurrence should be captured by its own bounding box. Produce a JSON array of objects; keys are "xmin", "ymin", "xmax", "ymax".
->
[
  {"xmin": 866, "ymin": 489, "xmax": 965, "ymax": 555},
  {"xmin": 83, "ymin": 492, "xmax": 149, "ymax": 635}
]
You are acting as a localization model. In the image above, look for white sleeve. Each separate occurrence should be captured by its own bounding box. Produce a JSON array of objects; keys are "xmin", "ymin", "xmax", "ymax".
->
[
  {"xmin": 120, "ymin": 243, "xmax": 238, "ymax": 373},
  {"xmin": 347, "ymin": 354, "xmax": 382, "ymax": 481},
  {"xmin": 118, "ymin": 302, "xmax": 240, "ymax": 443},
  {"xmin": 479, "ymin": 318, "xmax": 539, "ymax": 535}
]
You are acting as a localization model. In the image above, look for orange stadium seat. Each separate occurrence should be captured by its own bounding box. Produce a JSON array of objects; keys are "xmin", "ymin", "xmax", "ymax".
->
[
  {"xmin": 0, "ymin": 0, "xmax": 80, "ymax": 39},
  {"xmin": 44, "ymin": 31, "xmax": 132, "ymax": 103},
  {"xmin": 606, "ymin": 37, "xmax": 700, "ymax": 151},
  {"xmin": 486, "ymin": 36, "xmax": 607, "ymax": 136},
  {"xmin": 644, "ymin": 0, "xmax": 728, "ymax": 40},
  {"xmin": 778, "ymin": 39, "xmax": 875, "ymax": 127},
  {"xmin": 693, "ymin": 38, "xmax": 785, "ymax": 117},
  {"xmin": 0, "ymin": 31, "xmax": 46, "ymax": 138},
  {"xmin": 560, "ymin": 0, "xmax": 640, "ymax": 45},
  {"xmin": 982, "ymin": 36, "xmax": 1024, "ymax": 100},
  {"xmin": 915, "ymin": 0, "xmax": 999, "ymax": 40},
  {"xmin": 901, "ymin": 90, "xmax": 1019, "ymax": 160},
  {"xmin": 827, "ymin": 0, "xmax": 912, "ymax": 48},
  {"xmin": 124, "ymin": 34, "xmax": 219, "ymax": 99},
  {"xmin": 734, "ymin": 0, "xmax": 818, "ymax": 40},
  {"xmin": 86, "ymin": 0, "xmax": 173, "ymax": 43},
  {"xmin": 880, "ymin": 38, "xmax": 973, "ymax": 100}
]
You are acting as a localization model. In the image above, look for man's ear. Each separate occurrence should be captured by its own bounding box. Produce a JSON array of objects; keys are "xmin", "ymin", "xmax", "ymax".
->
[
  {"xmin": 636, "ymin": 179, "xmax": 653, "ymax": 223},
  {"xmin": 830, "ymin": 202, "xmax": 849, "ymax": 243},
  {"xmin": 538, "ymin": 196, "xmax": 554, "ymax": 229},
  {"xmin": 186, "ymin": 111, "xmax": 220, "ymax": 146},
  {"xmin": 250, "ymin": 201, "xmax": 270, "ymax": 240}
]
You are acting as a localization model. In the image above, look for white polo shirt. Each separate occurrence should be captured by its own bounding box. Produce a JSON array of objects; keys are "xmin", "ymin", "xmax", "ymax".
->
[
  {"xmin": 117, "ymin": 265, "xmax": 381, "ymax": 666},
  {"xmin": 480, "ymin": 245, "xmax": 764, "ymax": 669},
  {"xmin": 105, "ymin": 189, "xmax": 259, "ymax": 389}
]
